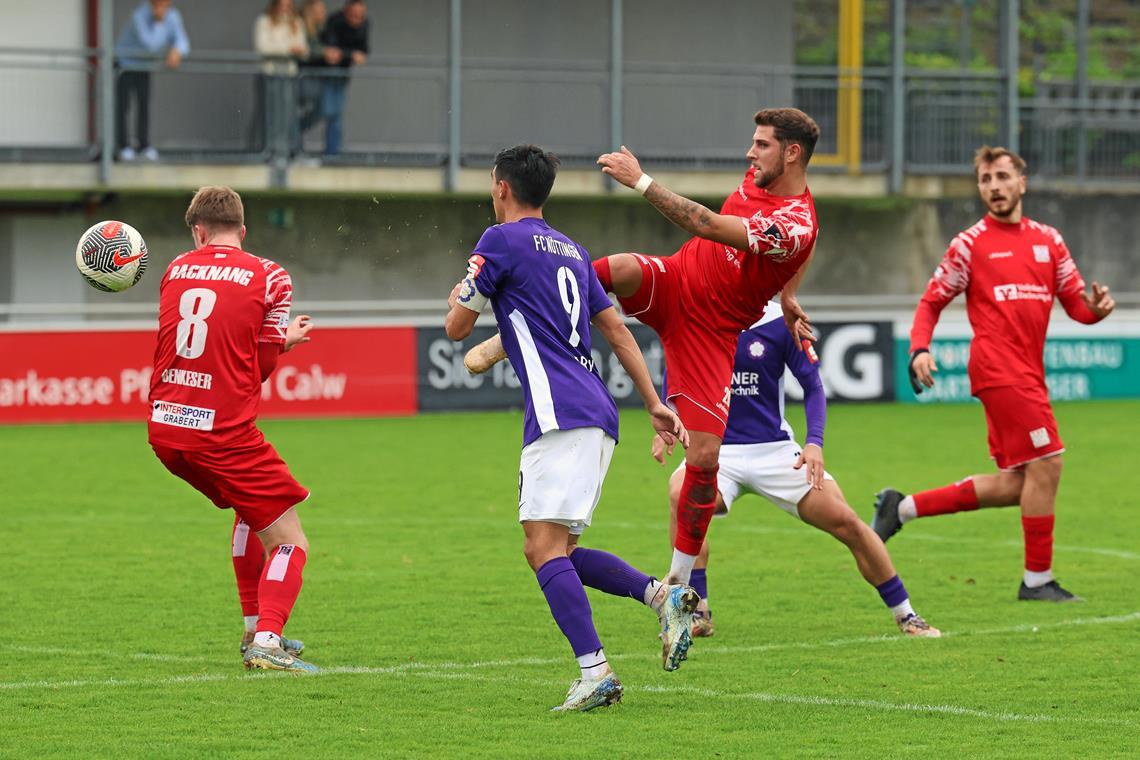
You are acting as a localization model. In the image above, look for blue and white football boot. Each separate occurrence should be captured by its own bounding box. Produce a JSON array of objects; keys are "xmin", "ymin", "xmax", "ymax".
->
[{"xmin": 658, "ymin": 584, "xmax": 700, "ymax": 671}]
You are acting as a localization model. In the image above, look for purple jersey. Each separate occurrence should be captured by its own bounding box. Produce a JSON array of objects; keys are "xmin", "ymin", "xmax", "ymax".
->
[
  {"xmin": 463, "ymin": 217, "xmax": 618, "ymax": 447},
  {"xmin": 724, "ymin": 310, "xmax": 825, "ymax": 446}
]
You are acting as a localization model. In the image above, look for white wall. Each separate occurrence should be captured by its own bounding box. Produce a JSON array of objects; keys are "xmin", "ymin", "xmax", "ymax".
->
[{"xmin": 0, "ymin": 0, "xmax": 89, "ymax": 147}]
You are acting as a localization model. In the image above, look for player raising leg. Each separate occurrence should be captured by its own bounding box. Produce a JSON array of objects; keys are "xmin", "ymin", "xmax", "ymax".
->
[{"xmin": 471, "ymin": 110, "xmax": 823, "ymax": 601}]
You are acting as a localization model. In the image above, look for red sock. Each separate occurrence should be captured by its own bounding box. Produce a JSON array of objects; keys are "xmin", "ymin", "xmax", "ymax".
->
[
  {"xmin": 674, "ymin": 463, "xmax": 718, "ymax": 555},
  {"xmin": 914, "ymin": 478, "xmax": 980, "ymax": 518},
  {"xmin": 1022, "ymin": 514, "xmax": 1054, "ymax": 572},
  {"xmin": 231, "ymin": 517, "xmax": 265, "ymax": 617},
  {"xmin": 593, "ymin": 257, "xmax": 613, "ymax": 292},
  {"xmin": 256, "ymin": 544, "xmax": 307, "ymax": 635}
]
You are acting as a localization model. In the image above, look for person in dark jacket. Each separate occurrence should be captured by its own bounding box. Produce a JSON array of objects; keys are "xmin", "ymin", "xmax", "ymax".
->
[{"xmin": 318, "ymin": 0, "xmax": 369, "ymax": 155}]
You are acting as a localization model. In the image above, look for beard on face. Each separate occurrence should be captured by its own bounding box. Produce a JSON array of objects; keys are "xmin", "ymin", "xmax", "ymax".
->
[
  {"xmin": 754, "ymin": 147, "xmax": 787, "ymax": 189},
  {"xmin": 986, "ymin": 190, "xmax": 1021, "ymax": 218}
]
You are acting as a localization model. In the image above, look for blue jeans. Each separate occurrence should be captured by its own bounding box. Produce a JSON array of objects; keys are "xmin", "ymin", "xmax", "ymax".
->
[{"xmin": 320, "ymin": 76, "xmax": 349, "ymax": 155}]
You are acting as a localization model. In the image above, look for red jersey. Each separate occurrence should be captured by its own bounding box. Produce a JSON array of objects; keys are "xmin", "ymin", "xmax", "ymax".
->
[
  {"xmin": 910, "ymin": 216, "xmax": 1102, "ymax": 394},
  {"xmin": 148, "ymin": 244, "xmax": 293, "ymax": 450},
  {"xmin": 674, "ymin": 169, "xmax": 819, "ymax": 331}
]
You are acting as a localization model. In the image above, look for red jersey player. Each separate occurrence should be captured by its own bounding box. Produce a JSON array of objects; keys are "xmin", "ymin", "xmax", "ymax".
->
[
  {"xmin": 873, "ymin": 146, "xmax": 1115, "ymax": 602},
  {"xmin": 465, "ymin": 109, "xmax": 821, "ymax": 590},
  {"xmin": 594, "ymin": 108, "xmax": 820, "ymax": 586},
  {"xmin": 148, "ymin": 186, "xmax": 319, "ymax": 670}
]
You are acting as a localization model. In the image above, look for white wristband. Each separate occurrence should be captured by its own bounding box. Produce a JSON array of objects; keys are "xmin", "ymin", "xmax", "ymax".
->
[{"xmin": 634, "ymin": 174, "xmax": 654, "ymax": 195}]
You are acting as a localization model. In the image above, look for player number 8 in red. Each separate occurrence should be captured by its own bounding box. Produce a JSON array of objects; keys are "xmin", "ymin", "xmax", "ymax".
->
[{"xmin": 176, "ymin": 287, "xmax": 218, "ymax": 360}]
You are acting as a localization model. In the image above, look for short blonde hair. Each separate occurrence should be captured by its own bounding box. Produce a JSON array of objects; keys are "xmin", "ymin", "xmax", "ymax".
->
[
  {"xmin": 974, "ymin": 145, "xmax": 1027, "ymax": 177},
  {"xmin": 185, "ymin": 186, "xmax": 244, "ymax": 231}
]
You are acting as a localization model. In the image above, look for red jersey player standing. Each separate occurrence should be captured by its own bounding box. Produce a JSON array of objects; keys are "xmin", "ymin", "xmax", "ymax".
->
[
  {"xmin": 466, "ymin": 109, "xmax": 821, "ymax": 590},
  {"xmin": 149, "ymin": 186, "xmax": 319, "ymax": 670},
  {"xmin": 872, "ymin": 147, "xmax": 1116, "ymax": 602}
]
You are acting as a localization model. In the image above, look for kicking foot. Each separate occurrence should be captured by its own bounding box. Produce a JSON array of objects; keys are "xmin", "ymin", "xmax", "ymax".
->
[
  {"xmin": 551, "ymin": 670, "xmax": 623, "ymax": 712},
  {"xmin": 1018, "ymin": 580, "xmax": 1083, "ymax": 602},
  {"xmin": 896, "ymin": 612, "xmax": 941, "ymax": 638},
  {"xmin": 872, "ymin": 488, "xmax": 905, "ymax": 543},
  {"xmin": 243, "ymin": 644, "xmax": 319, "ymax": 673},
  {"xmin": 463, "ymin": 333, "xmax": 507, "ymax": 375},
  {"xmin": 657, "ymin": 584, "xmax": 700, "ymax": 671},
  {"xmin": 241, "ymin": 630, "xmax": 305, "ymax": 656}
]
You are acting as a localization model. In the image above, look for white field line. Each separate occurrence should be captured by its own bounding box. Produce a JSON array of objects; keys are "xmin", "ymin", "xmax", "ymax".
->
[
  {"xmin": 5, "ymin": 611, "xmax": 1138, "ymax": 673},
  {"xmin": 3, "ymin": 611, "xmax": 1137, "ymax": 700},
  {"xmin": 0, "ymin": 661, "xmax": 1128, "ymax": 727}
]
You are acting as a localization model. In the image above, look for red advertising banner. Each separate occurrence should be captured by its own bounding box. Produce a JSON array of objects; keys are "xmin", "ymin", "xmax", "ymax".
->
[{"xmin": 0, "ymin": 326, "xmax": 417, "ymax": 424}]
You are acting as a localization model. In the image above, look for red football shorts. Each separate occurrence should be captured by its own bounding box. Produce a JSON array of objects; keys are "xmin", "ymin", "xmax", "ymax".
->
[
  {"xmin": 976, "ymin": 384, "xmax": 1065, "ymax": 471},
  {"xmin": 615, "ymin": 253, "xmax": 737, "ymax": 437},
  {"xmin": 152, "ymin": 437, "xmax": 310, "ymax": 532}
]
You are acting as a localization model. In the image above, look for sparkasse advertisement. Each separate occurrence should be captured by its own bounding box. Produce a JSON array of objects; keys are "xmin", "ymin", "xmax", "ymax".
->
[{"xmin": 0, "ymin": 327, "xmax": 417, "ymax": 424}]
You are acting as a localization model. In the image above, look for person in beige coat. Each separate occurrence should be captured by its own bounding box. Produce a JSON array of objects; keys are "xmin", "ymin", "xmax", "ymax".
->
[{"xmin": 252, "ymin": 0, "xmax": 309, "ymax": 154}]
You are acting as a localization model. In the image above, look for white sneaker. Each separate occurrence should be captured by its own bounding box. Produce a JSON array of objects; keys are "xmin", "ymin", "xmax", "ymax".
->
[
  {"xmin": 657, "ymin": 584, "xmax": 700, "ymax": 671},
  {"xmin": 550, "ymin": 669, "xmax": 623, "ymax": 712},
  {"xmin": 118, "ymin": 147, "xmax": 137, "ymax": 162},
  {"xmin": 141, "ymin": 146, "xmax": 159, "ymax": 162}
]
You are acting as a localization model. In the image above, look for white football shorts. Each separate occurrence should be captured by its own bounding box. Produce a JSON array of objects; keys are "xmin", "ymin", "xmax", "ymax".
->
[
  {"xmin": 674, "ymin": 439, "xmax": 834, "ymax": 519},
  {"xmin": 518, "ymin": 427, "xmax": 616, "ymax": 535}
]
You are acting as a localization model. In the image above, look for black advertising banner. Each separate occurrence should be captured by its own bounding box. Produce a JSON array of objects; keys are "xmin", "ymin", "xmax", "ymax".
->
[{"xmin": 416, "ymin": 321, "xmax": 894, "ymax": 412}]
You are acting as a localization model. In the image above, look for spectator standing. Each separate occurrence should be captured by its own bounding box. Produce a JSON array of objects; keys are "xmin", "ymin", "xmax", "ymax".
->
[
  {"xmin": 318, "ymin": 0, "xmax": 369, "ymax": 156},
  {"xmin": 115, "ymin": 0, "xmax": 191, "ymax": 161},
  {"xmin": 252, "ymin": 0, "xmax": 308, "ymax": 155},
  {"xmin": 297, "ymin": 0, "xmax": 339, "ymax": 151}
]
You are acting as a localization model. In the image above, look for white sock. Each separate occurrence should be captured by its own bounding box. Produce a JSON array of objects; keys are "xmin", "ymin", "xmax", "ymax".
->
[
  {"xmin": 576, "ymin": 647, "xmax": 609, "ymax": 680},
  {"xmin": 243, "ymin": 615, "xmax": 259, "ymax": 633},
  {"xmin": 898, "ymin": 495, "xmax": 918, "ymax": 523},
  {"xmin": 253, "ymin": 631, "xmax": 281, "ymax": 648},
  {"xmin": 643, "ymin": 580, "xmax": 665, "ymax": 610},
  {"xmin": 890, "ymin": 599, "xmax": 915, "ymax": 619},
  {"xmin": 668, "ymin": 549, "xmax": 698, "ymax": 585},
  {"xmin": 1024, "ymin": 569, "xmax": 1054, "ymax": 588}
]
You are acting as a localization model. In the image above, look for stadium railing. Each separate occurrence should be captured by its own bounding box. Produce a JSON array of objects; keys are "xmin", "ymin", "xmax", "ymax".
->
[{"xmin": 1, "ymin": 44, "xmax": 1137, "ymax": 186}]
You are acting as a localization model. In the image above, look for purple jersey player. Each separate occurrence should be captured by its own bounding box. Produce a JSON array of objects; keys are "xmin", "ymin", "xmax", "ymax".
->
[
  {"xmin": 654, "ymin": 304, "xmax": 941, "ymax": 639},
  {"xmin": 444, "ymin": 144, "xmax": 699, "ymax": 713}
]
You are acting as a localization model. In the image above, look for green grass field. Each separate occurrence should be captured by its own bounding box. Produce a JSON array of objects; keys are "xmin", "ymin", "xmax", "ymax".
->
[{"xmin": 3, "ymin": 402, "xmax": 1138, "ymax": 758}]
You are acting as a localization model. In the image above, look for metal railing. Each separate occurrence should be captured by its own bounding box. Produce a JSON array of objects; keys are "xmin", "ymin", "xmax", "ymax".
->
[{"xmin": 1, "ymin": 44, "xmax": 1138, "ymax": 185}]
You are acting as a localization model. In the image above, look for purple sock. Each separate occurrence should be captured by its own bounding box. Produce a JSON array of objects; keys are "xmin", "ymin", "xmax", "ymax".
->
[
  {"xmin": 690, "ymin": 568, "xmax": 708, "ymax": 600},
  {"xmin": 875, "ymin": 575, "xmax": 909, "ymax": 609},
  {"xmin": 569, "ymin": 547, "xmax": 654, "ymax": 601},
  {"xmin": 536, "ymin": 557, "xmax": 602, "ymax": 657}
]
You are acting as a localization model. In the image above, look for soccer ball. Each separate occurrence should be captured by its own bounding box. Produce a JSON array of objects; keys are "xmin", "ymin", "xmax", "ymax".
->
[{"xmin": 75, "ymin": 220, "xmax": 149, "ymax": 292}]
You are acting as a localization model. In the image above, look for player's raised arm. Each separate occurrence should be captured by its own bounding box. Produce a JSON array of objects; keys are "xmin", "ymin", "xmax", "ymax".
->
[
  {"xmin": 592, "ymin": 305, "xmax": 689, "ymax": 451},
  {"xmin": 598, "ymin": 147, "xmax": 750, "ymax": 250}
]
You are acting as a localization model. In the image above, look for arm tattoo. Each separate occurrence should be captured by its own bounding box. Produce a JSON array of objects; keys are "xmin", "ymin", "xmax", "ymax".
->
[{"xmin": 644, "ymin": 183, "xmax": 715, "ymax": 235}]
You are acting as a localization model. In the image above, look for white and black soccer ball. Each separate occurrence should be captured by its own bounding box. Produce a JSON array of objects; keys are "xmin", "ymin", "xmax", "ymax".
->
[{"xmin": 75, "ymin": 220, "xmax": 149, "ymax": 292}]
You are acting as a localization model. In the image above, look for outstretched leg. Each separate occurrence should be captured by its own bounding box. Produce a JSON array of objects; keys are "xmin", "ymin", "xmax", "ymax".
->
[{"xmin": 800, "ymin": 481, "xmax": 940, "ymax": 637}]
